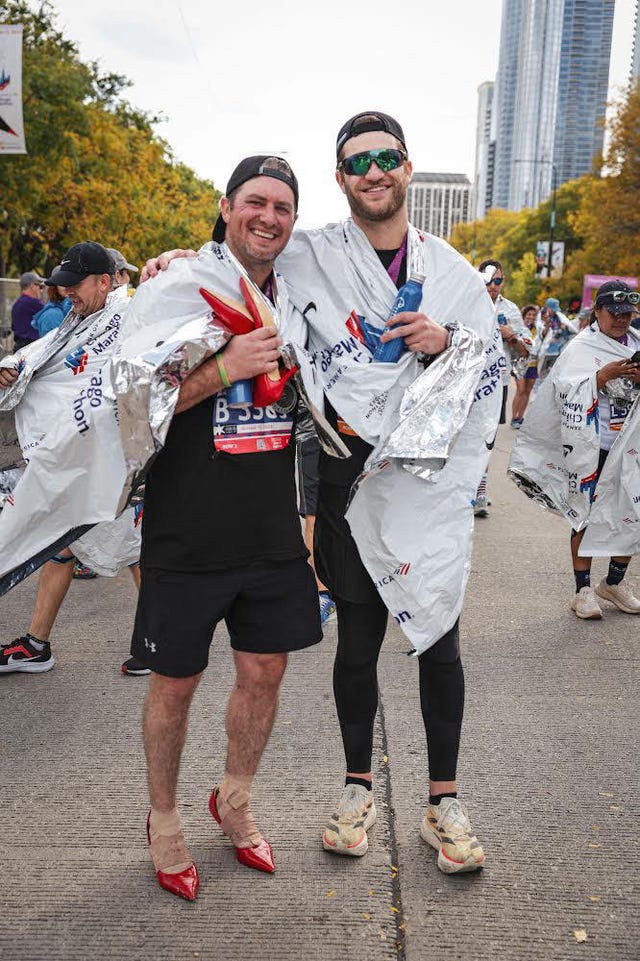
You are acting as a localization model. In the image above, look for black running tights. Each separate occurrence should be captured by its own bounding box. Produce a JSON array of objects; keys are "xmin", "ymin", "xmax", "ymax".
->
[{"xmin": 333, "ymin": 594, "xmax": 464, "ymax": 781}]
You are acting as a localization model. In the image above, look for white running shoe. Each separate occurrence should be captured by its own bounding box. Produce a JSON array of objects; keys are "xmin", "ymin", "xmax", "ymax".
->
[
  {"xmin": 571, "ymin": 586, "xmax": 603, "ymax": 619},
  {"xmin": 474, "ymin": 494, "xmax": 489, "ymax": 518},
  {"xmin": 595, "ymin": 578, "xmax": 640, "ymax": 614},
  {"xmin": 420, "ymin": 797, "xmax": 485, "ymax": 874},
  {"xmin": 322, "ymin": 784, "xmax": 377, "ymax": 857}
]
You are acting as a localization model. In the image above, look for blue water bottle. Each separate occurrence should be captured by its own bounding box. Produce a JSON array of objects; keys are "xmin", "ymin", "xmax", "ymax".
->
[
  {"xmin": 373, "ymin": 273, "xmax": 425, "ymax": 363},
  {"xmin": 225, "ymin": 379, "xmax": 253, "ymax": 410}
]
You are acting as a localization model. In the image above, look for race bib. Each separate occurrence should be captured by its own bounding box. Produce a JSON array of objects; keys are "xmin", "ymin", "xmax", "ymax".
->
[
  {"xmin": 610, "ymin": 400, "xmax": 631, "ymax": 434},
  {"xmin": 212, "ymin": 393, "xmax": 293, "ymax": 455}
]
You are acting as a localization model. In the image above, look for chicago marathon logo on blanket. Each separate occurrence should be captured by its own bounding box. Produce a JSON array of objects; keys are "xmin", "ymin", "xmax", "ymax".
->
[
  {"xmin": 580, "ymin": 470, "xmax": 599, "ymax": 504},
  {"xmin": 375, "ymin": 562, "xmax": 411, "ymax": 588},
  {"xmin": 133, "ymin": 503, "xmax": 144, "ymax": 528},
  {"xmin": 585, "ymin": 398, "xmax": 599, "ymax": 432},
  {"xmin": 65, "ymin": 346, "xmax": 89, "ymax": 375}
]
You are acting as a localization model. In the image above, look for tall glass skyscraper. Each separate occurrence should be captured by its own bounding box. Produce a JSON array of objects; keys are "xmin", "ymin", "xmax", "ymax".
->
[
  {"xmin": 554, "ymin": 0, "xmax": 615, "ymax": 189},
  {"xmin": 492, "ymin": 0, "xmax": 525, "ymax": 209},
  {"xmin": 490, "ymin": 0, "xmax": 614, "ymax": 212}
]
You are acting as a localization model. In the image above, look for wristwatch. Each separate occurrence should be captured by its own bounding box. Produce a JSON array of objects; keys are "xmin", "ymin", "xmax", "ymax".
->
[{"xmin": 444, "ymin": 322, "xmax": 459, "ymax": 349}]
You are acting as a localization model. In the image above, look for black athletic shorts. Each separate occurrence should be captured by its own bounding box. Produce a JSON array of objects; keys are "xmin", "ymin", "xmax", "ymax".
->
[{"xmin": 131, "ymin": 558, "xmax": 322, "ymax": 678}]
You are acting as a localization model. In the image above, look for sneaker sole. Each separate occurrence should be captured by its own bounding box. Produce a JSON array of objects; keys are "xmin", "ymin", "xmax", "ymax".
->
[
  {"xmin": 474, "ymin": 510, "xmax": 489, "ymax": 518},
  {"xmin": 322, "ymin": 804, "xmax": 377, "ymax": 857},
  {"xmin": 121, "ymin": 666, "xmax": 151, "ymax": 676},
  {"xmin": 594, "ymin": 586, "xmax": 640, "ymax": 615},
  {"xmin": 0, "ymin": 656, "xmax": 55, "ymax": 674},
  {"xmin": 570, "ymin": 603, "xmax": 602, "ymax": 620},
  {"xmin": 419, "ymin": 822, "xmax": 485, "ymax": 874}
]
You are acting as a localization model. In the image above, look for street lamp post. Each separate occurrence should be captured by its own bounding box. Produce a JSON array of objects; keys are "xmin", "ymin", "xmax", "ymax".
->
[{"xmin": 513, "ymin": 158, "xmax": 558, "ymax": 280}]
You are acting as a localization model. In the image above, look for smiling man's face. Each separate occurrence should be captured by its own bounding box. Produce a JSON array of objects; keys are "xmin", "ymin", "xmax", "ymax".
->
[
  {"xmin": 336, "ymin": 131, "xmax": 412, "ymax": 225},
  {"xmin": 221, "ymin": 177, "xmax": 296, "ymax": 274}
]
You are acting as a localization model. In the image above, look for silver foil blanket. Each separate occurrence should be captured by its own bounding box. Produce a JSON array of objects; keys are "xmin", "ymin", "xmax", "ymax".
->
[{"xmin": 366, "ymin": 325, "xmax": 487, "ymax": 480}]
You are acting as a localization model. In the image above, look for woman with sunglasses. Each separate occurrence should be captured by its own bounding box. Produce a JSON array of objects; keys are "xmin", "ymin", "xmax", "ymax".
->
[{"xmin": 510, "ymin": 280, "xmax": 640, "ymax": 619}]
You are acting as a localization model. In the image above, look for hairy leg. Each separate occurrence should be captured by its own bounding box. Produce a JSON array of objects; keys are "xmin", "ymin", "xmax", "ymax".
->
[
  {"xmin": 143, "ymin": 671, "xmax": 202, "ymax": 812},
  {"xmin": 28, "ymin": 549, "xmax": 75, "ymax": 640},
  {"xmin": 216, "ymin": 652, "xmax": 287, "ymax": 847},
  {"xmin": 225, "ymin": 651, "xmax": 287, "ymax": 777}
]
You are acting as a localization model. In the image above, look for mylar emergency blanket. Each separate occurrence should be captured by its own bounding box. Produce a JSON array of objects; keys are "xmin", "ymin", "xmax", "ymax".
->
[
  {"xmin": 278, "ymin": 222, "xmax": 502, "ymax": 654},
  {"xmin": 509, "ymin": 323, "xmax": 640, "ymax": 555},
  {"xmin": 0, "ymin": 288, "xmax": 140, "ymax": 591},
  {"xmin": 113, "ymin": 243, "xmax": 347, "ymax": 507}
]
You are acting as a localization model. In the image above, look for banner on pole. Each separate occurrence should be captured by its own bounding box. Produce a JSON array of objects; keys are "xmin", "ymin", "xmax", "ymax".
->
[
  {"xmin": 534, "ymin": 240, "xmax": 564, "ymax": 279},
  {"xmin": 0, "ymin": 24, "xmax": 26, "ymax": 155}
]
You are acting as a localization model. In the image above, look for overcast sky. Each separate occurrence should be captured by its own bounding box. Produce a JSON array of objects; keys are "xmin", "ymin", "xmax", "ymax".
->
[{"xmin": 44, "ymin": 0, "xmax": 638, "ymax": 232}]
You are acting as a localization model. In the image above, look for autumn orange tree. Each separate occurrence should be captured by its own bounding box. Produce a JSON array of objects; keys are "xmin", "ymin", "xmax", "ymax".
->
[{"xmin": 0, "ymin": 0, "xmax": 219, "ymax": 277}]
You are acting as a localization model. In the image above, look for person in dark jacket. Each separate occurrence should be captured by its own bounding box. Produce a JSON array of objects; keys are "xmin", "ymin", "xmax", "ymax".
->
[{"xmin": 11, "ymin": 272, "xmax": 44, "ymax": 348}]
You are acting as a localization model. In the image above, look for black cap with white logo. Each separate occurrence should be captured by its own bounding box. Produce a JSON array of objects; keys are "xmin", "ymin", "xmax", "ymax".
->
[{"xmin": 46, "ymin": 242, "xmax": 115, "ymax": 287}]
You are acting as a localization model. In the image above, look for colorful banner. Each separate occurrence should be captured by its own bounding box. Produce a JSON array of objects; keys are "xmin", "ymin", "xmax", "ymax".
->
[
  {"xmin": 0, "ymin": 24, "xmax": 26, "ymax": 155},
  {"xmin": 535, "ymin": 240, "xmax": 565, "ymax": 279}
]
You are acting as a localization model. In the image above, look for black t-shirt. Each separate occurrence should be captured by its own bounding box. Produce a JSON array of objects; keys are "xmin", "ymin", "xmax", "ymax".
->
[
  {"xmin": 318, "ymin": 245, "xmax": 406, "ymax": 489},
  {"xmin": 141, "ymin": 379, "xmax": 307, "ymax": 572}
]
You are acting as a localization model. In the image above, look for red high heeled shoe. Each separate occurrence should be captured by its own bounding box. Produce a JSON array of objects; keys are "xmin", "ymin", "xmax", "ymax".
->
[
  {"xmin": 199, "ymin": 287, "xmax": 255, "ymax": 336},
  {"xmin": 209, "ymin": 788, "xmax": 275, "ymax": 874},
  {"xmin": 146, "ymin": 812, "xmax": 200, "ymax": 901},
  {"xmin": 238, "ymin": 277, "xmax": 298, "ymax": 408}
]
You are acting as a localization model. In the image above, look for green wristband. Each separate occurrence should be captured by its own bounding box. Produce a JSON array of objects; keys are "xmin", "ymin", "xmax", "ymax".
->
[{"xmin": 216, "ymin": 353, "xmax": 231, "ymax": 389}]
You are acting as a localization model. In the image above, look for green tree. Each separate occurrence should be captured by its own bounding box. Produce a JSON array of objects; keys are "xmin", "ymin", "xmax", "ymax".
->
[
  {"xmin": 450, "ymin": 179, "xmax": 588, "ymax": 307},
  {"xmin": 0, "ymin": 0, "xmax": 219, "ymax": 276}
]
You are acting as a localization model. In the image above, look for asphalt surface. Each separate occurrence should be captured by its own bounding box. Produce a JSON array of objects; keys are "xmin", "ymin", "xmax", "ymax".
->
[{"xmin": 1, "ymin": 416, "xmax": 638, "ymax": 961}]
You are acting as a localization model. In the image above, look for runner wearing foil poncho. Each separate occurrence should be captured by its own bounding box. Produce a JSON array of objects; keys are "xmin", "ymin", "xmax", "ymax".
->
[
  {"xmin": 280, "ymin": 112, "xmax": 501, "ymax": 875},
  {"xmin": 145, "ymin": 112, "xmax": 502, "ymax": 874},
  {"xmin": 0, "ymin": 243, "xmax": 142, "ymax": 676},
  {"xmin": 509, "ymin": 280, "xmax": 640, "ymax": 621}
]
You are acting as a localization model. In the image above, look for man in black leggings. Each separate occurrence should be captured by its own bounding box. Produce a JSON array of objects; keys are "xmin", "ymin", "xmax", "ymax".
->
[
  {"xmin": 140, "ymin": 113, "xmax": 489, "ymax": 874},
  {"xmin": 316, "ymin": 113, "xmax": 485, "ymax": 874}
]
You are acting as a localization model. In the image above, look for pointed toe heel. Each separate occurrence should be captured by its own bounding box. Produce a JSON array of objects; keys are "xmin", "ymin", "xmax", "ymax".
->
[{"xmin": 209, "ymin": 788, "xmax": 276, "ymax": 874}]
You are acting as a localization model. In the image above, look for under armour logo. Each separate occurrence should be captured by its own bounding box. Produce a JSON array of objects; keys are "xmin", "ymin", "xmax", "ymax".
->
[{"xmin": 144, "ymin": 637, "xmax": 157, "ymax": 653}]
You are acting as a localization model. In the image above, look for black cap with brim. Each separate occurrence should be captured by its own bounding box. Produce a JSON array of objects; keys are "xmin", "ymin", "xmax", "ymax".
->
[
  {"xmin": 336, "ymin": 111, "xmax": 407, "ymax": 158},
  {"xmin": 46, "ymin": 241, "xmax": 115, "ymax": 287},
  {"xmin": 212, "ymin": 155, "xmax": 299, "ymax": 243},
  {"xmin": 595, "ymin": 298, "xmax": 637, "ymax": 316},
  {"xmin": 595, "ymin": 279, "xmax": 637, "ymax": 315}
]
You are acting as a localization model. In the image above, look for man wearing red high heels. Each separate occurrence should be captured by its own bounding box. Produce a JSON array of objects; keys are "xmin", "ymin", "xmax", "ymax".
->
[{"xmin": 131, "ymin": 156, "xmax": 322, "ymax": 900}]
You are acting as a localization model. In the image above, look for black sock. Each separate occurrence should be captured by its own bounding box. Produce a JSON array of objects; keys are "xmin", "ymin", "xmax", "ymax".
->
[
  {"xmin": 574, "ymin": 569, "xmax": 591, "ymax": 592},
  {"xmin": 429, "ymin": 791, "xmax": 457, "ymax": 806},
  {"xmin": 345, "ymin": 776, "xmax": 372, "ymax": 791},
  {"xmin": 606, "ymin": 560, "xmax": 628, "ymax": 586}
]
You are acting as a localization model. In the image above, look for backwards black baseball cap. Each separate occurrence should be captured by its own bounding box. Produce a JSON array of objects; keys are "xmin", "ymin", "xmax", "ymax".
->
[
  {"xmin": 46, "ymin": 241, "xmax": 115, "ymax": 287},
  {"xmin": 336, "ymin": 111, "xmax": 407, "ymax": 159},
  {"xmin": 212, "ymin": 155, "xmax": 299, "ymax": 243}
]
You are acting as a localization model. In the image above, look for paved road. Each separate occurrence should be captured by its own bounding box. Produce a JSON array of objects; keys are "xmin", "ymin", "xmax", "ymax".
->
[{"xmin": 1, "ymin": 418, "xmax": 638, "ymax": 961}]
